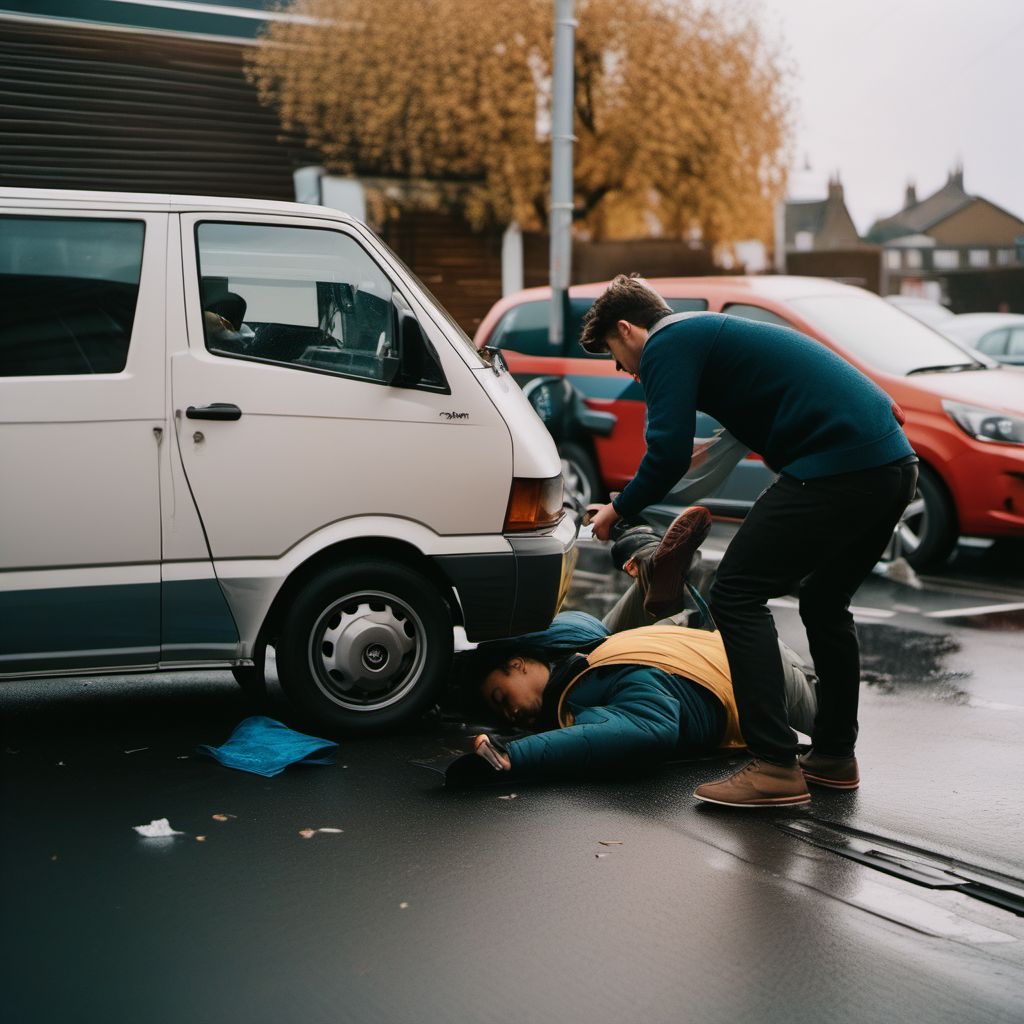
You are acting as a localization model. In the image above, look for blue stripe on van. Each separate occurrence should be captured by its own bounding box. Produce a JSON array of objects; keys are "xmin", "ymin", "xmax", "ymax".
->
[
  {"xmin": 0, "ymin": 578, "xmax": 238, "ymax": 659},
  {"xmin": 162, "ymin": 578, "xmax": 239, "ymax": 646},
  {"xmin": 0, "ymin": 583, "xmax": 159, "ymax": 656}
]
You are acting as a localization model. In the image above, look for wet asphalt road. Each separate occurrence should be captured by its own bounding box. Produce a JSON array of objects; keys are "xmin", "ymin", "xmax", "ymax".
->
[{"xmin": 3, "ymin": 534, "xmax": 1024, "ymax": 1024}]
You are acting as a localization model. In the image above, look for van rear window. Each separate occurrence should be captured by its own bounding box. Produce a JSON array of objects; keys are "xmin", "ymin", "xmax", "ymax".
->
[{"xmin": 0, "ymin": 216, "xmax": 145, "ymax": 376}]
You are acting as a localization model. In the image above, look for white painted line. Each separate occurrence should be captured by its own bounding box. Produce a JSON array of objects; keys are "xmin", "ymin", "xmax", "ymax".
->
[
  {"xmin": 768, "ymin": 598, "xmax": 895, "ymax": 619},
  {"xmin": 926, "ymin": 601, "xmax": 1024, "ymax": 620}
]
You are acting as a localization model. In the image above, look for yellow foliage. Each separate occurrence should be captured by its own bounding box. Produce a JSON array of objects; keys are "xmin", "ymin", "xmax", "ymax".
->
[{"xmin": 248, "ymin": 0, "xmax": 792, "ymax": 247}]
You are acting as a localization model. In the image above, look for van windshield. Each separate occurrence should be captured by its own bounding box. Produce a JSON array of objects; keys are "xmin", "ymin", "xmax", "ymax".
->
[{"xmin": 788, "ymin": 293, "xmax": 985, "ymax": 376}]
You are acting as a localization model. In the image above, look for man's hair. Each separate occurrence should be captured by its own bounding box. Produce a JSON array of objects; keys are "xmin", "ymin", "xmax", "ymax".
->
[{"xmin": 579, "ymin": 274, "xmax": 672, "ymax": 354}]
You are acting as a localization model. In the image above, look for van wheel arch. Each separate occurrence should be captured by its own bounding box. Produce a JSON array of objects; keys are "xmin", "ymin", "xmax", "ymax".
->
[{"xmin": 257, "ymin": 538, "xmax": 460, "ymax": 651}]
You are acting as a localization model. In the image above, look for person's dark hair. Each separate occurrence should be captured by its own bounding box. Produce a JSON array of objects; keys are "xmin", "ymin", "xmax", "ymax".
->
[{"xmin": 579, "ymin": 274, "xmax": 672, "ymax": 353}]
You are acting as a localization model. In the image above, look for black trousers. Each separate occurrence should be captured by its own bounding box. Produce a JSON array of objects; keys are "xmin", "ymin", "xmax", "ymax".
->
[{"xmin": 709, "ymin": 458, "xmax": 919, "ymax": 764}]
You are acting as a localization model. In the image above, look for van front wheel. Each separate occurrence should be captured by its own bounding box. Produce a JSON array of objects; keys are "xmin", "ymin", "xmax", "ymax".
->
[{"xmin": 276, "ymin": 561, "xmax": 453, "ymax": 734}]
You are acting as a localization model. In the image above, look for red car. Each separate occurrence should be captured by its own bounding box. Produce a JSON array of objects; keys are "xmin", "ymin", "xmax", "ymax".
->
[{"xmin": 474, "ymin": 276, "xmax": 1024, "ymax": 569}]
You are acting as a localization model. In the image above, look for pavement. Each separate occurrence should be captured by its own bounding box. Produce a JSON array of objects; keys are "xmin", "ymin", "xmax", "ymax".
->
[{"xmin": 2, "ymin": 531, "xmax": 1024, "ymax": 1024}]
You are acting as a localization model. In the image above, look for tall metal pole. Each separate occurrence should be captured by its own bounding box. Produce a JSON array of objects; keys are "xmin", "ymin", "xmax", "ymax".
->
[{"xmin": 549, "ymin": 0, "xmax": 576, "ymax": 348}]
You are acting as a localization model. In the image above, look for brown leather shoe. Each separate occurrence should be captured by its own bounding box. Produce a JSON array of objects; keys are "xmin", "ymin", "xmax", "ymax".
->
[
  {"xmin": 694, "ymin": 759, "xmax": 811, "ymax": 808},
  {"xmin": 799, "ymin": 751, "xmax": 860, "ymax": 790},
  {"xmin": 644, "ymin": 506, "xmax": 712, "ymax": 619}
]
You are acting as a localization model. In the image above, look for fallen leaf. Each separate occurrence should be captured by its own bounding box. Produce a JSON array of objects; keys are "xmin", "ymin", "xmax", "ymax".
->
[
  {"xmin": 211, "ymin": 813, "xmax": 236, "ymax": 822},
  {"xmin": 299, "ymin": 829, "xmax": 316, "ymax": 839},
  {"xmin": 598, "ymin": 841, "xmax": 624, "ymax": 846}
]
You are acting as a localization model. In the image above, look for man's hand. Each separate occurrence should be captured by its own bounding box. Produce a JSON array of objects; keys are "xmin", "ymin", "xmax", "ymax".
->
[
  {"xmin": 587, "ymin": 502, "xmax": 620, "ymax": 542},
  {"xmin": 474, "ymin": 734, "xmax": 511, "ymax": 771}
]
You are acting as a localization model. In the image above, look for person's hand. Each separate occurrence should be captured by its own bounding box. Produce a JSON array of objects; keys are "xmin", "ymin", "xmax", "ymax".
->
[
  {"xmin": 588, "ymin": 502, "xmax": 620, "ymax": 542},
  {"xmin": 473, "ymin": 734, "xmax": 511, "ymax": 770}
]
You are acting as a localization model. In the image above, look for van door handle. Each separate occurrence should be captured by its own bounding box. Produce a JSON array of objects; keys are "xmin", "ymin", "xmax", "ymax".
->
[{"xmin": 186, "ymin": 403, "xmax": 242, "ymax": 421}]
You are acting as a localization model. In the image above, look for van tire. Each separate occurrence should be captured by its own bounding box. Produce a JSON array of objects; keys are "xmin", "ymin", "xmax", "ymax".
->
[
  {"xmin": 275, "ymin": 560, "xmax": 453, "ymax": 734},
  {"xmin": 899, "ymin": 464, "xmax": 958, "ymax": 571},
  {"xmin": 558, "ymin": 441, "xmax": 605, "ymax": 506}
]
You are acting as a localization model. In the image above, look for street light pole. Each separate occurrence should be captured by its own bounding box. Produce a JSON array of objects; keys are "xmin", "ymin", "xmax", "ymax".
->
[{"xmin": 549, "ymin": 0, "xmax": 576, "ymax": 349}]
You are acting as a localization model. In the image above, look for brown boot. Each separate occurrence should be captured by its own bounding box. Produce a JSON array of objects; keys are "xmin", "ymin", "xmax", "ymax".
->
[
  {"xmin": 799, "ymin": 751, "xmax": 860, "ymax": 790},
  {"xmin": 644, "ymin": 506, "xmax": 712, "ymax": 619},
  {"xmin": 694, "ymin": 759, "xmax": 811, "ymax": 808}
]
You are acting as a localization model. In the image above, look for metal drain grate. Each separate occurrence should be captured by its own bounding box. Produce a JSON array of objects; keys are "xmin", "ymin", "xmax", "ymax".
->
[{"xmin": 775, "ymin": 817, "xmax": 1024, "ymax": 917}]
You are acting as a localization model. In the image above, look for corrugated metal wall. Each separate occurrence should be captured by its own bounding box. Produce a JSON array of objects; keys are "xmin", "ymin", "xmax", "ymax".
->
[{"xmin": 0, "ymin": 18, "xmax": 307, "ymax": 198}]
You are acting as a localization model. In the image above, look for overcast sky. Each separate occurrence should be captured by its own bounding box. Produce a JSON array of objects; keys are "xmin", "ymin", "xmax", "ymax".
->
[{"xmin": 754, "ymin": 0, "xmax": 1024, "ymax": 233}]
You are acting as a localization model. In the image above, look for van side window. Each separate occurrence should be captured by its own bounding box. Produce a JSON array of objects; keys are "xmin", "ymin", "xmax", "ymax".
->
[
  {"xmin": 196, "ymin": 222, "xmax": 442, "ymax": 388},
  {"xmin": 0, "ymin": 216, "xmax": 144, "ymax": 376},
  {"xmin": 721, "ymin": 303, "xmax": 794, "ymax": 328}
]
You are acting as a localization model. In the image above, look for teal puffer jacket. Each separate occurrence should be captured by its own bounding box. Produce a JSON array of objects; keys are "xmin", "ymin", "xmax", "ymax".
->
[{"xmin": 506, "ymin": 660, "xmax": 724, "ymax": 780}]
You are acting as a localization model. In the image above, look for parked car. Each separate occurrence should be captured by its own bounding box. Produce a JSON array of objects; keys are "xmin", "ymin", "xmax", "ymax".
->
[
  {"xmin": 0, "ymin": 188, "xmax": 576, "ymax": 732},
  {"xmin": 940, "ymin": 313, "xmax": 1024, "ymax": 367},
  {"xmin": 475, "ymin": 276, "xmax": 1024, "ymax": 569}
]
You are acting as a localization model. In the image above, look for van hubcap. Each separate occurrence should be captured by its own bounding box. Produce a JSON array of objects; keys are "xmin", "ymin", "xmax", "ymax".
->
[{"xmin": 309, "ymin": 591, "xmax": 426, "ymax": 711}]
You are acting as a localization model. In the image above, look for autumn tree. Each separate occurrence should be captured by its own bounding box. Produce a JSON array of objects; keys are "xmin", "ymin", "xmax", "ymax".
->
[{"xmin": 248, "ymin": 0, "xmax": 791, "ymax": 251}]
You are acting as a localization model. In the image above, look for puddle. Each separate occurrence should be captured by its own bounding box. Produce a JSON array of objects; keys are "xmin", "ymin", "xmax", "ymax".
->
[{"xmin": 859, "ymin": 625, "xmax": 970, "ymax": 701}]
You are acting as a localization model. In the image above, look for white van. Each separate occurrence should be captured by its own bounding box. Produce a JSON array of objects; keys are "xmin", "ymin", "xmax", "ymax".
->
[{"xmin": 0, "ymin": 189, "xmax": 577, "ymax": 731}]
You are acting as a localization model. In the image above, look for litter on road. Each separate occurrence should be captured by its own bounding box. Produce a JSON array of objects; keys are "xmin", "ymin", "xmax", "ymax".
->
[
  {"xmin": 197, "ymin": 716, "xmax": 338, "ymax": 778},
  {"xmin": 211, "ymin": 813, "xmax": 236, "ymax": 822},
  {"xmin": 124, "ymin": 747, "xmax": 148, "ymax": 754},
  {"xmin": 133, "ymin": 818, "xmax": 185, "ymax": 838}
]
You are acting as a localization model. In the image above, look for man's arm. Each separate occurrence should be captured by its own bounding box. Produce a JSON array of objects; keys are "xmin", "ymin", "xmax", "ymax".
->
[
  {"xmin": 504, "ymin": 676, "xmax": 680, "ymax": 780},
  {"xmin": 613, "ymin": 334, "xmax": 702, "ymax": 520}
]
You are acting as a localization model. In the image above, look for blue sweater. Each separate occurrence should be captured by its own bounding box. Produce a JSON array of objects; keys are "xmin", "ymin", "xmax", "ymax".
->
[{"xmin": 613, "ymin": 313, "xmax": 914, "ymax": 519}]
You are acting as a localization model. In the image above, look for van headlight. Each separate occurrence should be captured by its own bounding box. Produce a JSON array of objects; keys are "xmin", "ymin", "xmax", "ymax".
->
[
  {"xmin": 943, "ymin": 401, "xmax": 1024, "ymax": 445},
  {"xmin": 504, "ymin": 476, "xmax": 564, "ymax": 532}
]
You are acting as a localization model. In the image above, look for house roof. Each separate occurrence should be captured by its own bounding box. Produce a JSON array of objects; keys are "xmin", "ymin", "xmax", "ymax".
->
[{"xmin": 867, "ymin": 174, "xmax": 973, "ymax": 242}]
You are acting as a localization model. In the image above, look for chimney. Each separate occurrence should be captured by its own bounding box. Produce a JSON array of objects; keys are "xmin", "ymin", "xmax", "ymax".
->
[
  {"xmin": 827, "ymin": 171, "xmax": 843, "ymax": 200},
  {"xmin": 949, "ymin": 162, "xmax": 964, "ymax": 190},
  {"xmin": 904, "ymin": 181, "xmax": 917, "ymax": 209}
]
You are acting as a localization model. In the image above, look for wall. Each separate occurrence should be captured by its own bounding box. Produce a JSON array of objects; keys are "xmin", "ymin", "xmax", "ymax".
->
[{"xmin": 785, "ymin": 249, "xmax": 883, "ymax": 293}]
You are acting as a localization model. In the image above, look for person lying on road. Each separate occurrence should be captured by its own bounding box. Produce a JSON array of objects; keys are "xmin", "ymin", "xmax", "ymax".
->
[{"xmin": 446, "ymin": 511, "xmax": 818, "ymax": 787}]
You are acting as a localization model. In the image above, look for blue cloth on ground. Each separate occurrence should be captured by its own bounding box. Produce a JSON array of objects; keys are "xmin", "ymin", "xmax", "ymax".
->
[{"xmin": 197, "ymin": 716, "xmax": 338, "ymax": 778}]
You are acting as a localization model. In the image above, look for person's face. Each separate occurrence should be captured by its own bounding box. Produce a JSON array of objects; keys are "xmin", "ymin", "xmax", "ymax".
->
[
  {"xmin": 605, "ymin": 320, "xmax": 647, "ymax": 380},
  {"xmin": 482, "ymin": 657, "xmax": 550, "ymax": 727}
]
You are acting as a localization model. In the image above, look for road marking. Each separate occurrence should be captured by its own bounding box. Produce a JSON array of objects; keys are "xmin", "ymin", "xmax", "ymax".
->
[
  {"xmin": 926, "ymin": 601, "xmax": 1024, "ymax": 619},
  {"xmin": 768, "ymin": 597, "xmax": 895, "ymax": 619}
]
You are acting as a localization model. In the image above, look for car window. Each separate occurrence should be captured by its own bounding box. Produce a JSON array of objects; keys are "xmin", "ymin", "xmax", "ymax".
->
[
  {"xmin": 977, "ymin": 329, "xmax": 1009, "ymax": 356},
  {"xmin": 722, "ymin": 302, "xmax": 795, "ymax": 328},
  {"xmin": 490, "ymin": 296, "xmax": 707, "ymax": 358},
  {"xmin": 0, "ymin": 216, "xmax": 145, "ymax": 377},
  {"xmin": 1008, "ymin": 329, "xmax": 1024, "ymax": 357},
  {"xmin": 196, "ymin": 222, "xmax": 443, "ymax": 389}
]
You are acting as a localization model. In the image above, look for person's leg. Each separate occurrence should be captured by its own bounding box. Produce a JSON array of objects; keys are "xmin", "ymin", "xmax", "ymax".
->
[
  {"xmin": 601, "ymin": 580, "xmax": 656, "ymax": 632},
  {"xmin": 799, "ymin": 461, "xmax": 918, "ymax": 757},
  {"xmin": 778, "ymin": 639, "xmax": 817, "ymax": 736},
  {"xmin": 707, "ymin": 462, "xmax": 917, "ymax": 767},
  {"xmin": 707, "ymin": 475, "xmax": 828, "ymax": 765}
]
